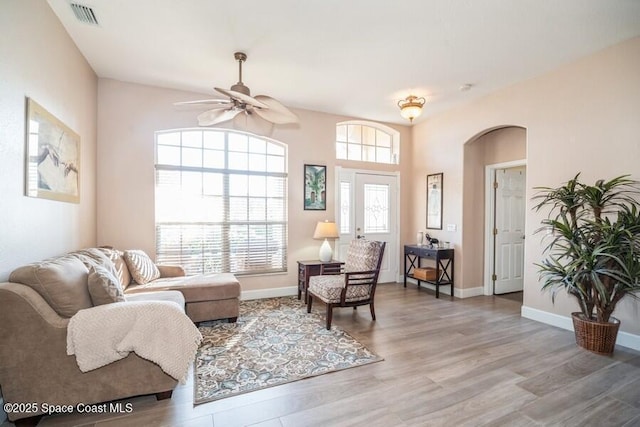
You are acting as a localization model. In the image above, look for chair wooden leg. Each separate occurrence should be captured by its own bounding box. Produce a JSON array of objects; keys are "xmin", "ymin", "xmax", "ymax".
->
[
  {"xmin": 370, "ymin": 302, "xmax": 376, "ymax": 321},
  {"xmin": 326, "ymin": 304, "xmax": 333, "ymax": 330},
  {"xmin": 307, "ymin": 295, "xmax": 313, "ymax": 312}
]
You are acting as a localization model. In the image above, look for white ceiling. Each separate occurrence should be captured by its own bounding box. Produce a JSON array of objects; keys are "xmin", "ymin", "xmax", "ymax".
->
[{"xmin": 47, "ymin": 0, "xmax": 640, "ymax": 125}]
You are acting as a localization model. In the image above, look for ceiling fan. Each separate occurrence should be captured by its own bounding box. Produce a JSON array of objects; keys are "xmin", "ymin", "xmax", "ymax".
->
[{"xmin": 175, "ymin": 52, "xmax": 299, "ymax": 127}]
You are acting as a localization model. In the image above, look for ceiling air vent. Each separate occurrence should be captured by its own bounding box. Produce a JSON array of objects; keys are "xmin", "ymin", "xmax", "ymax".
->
[{"xmin": 70, "ymin": 3, "xmax": 99, "ymax": 26}]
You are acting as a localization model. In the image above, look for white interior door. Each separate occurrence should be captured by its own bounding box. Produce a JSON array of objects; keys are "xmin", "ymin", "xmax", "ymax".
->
[
  {"xmin": 493, "ymin": 166, "xmax": 526, "ymax": 294},
  {"xmin": 335, "ymin": 170, "xmax": 398, "ymax": 283}
]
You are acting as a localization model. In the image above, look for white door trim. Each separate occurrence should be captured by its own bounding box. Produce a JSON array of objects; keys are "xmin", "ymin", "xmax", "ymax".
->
[
  {"xmin": 335, "ymin": 167, "xmax": 401, "ymax": 282},
  {"xmin": 483, "ymin": 159, "xmax": 527, "ymax": 296}
]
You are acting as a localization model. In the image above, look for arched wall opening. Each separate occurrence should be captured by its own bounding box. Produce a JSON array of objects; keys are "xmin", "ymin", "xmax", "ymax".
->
[{"xmin": 461, "ymin": 126, "xmax": 527, "ymax": 292}]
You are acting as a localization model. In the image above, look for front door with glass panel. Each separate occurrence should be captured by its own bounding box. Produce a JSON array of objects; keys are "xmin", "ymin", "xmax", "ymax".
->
[{"xmin": 336, "ymin": 169, "xmax": 398, "ymax": 283}]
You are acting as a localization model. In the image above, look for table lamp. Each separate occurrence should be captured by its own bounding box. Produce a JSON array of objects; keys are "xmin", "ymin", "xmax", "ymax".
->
[{"xmin": 313, "ymin": 220, "xmax": 339, "ymax": 262}]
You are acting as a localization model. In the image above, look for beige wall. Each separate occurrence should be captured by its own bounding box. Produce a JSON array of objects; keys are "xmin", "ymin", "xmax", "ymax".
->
[
  {"xmin": 411, "ymin": 36, "xmax": 640, "ymax": 333},
  {"xmin": 96, "ymin": 79, "xmax": 412, "ymax": 292},
  {"xmin": 0, "ymin": 0, "xmax": 98, "ymax": 280},
  {"xmin": 462, "ymin": 127, "xmax": 526, "ymax": 289}
]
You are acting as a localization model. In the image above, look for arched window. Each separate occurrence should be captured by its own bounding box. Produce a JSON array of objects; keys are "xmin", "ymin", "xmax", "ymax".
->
[
  {"xmin": 336, "ymin": 120, "xmax": 400, "ymax": 164},
  {"xmin": 155, "ymin": 129, "xmax": 287, "ymax": 275}
]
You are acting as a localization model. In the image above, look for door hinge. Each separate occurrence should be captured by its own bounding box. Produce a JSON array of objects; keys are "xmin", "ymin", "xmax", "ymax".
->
[
  {"xmin": 493, "ymin": 181, "xmax": 498, "ymax": 189},
  {"xmin": 493, "ymin": 228, "xmax": 498, "ymax": 235},
  {"xmin": 492, "ymin": 274, "xmax": 497, "ymax": 281}
]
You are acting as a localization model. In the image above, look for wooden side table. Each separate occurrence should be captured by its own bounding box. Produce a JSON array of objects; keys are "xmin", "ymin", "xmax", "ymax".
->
[
  {"xmin": 297, "ymin": 260, "xmax": 344, "ymax": 303},
  {"xmin": 403, "ymin": 245, "xmax": 454, "ymax": 298}
]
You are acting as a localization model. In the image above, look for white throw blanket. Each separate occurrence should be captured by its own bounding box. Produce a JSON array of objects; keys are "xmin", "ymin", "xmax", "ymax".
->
[{"xmin": 67, "ymin": 300, "xmax": 202, "ymax": 383}]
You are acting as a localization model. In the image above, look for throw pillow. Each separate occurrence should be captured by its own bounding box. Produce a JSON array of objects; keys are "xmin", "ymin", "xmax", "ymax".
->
[
  {"xmin": 87, "ymin": 266, "xmax": 125, "ymax": 306},
  {"xmin": 123, "ymin": 250, "xmax": 161, "ymax": 285},
  {"xmin": 71, "ymin": 248, "xmax": 120, "ymax": 281},
  {"xmin": 97, "ymin": 247, "xmax": 133, "ymax": 290}
]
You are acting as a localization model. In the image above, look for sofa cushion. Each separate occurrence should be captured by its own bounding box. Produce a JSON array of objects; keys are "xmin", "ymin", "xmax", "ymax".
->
[
  {"xmin": 87, "ymin": 266, "xmax": 125, "ymax": 306},
  {"xmin": 98, "ymin": 247, "xmax": 132, "ymax": 289},
  {"xmin": 9, "ymin": 255, "xmax": 92, "ymax": 317},
  {"xmin": 124, "ymin": 273, "xmax": 240, "ymax": 303},
  {"xmin": 308, "ymin": 274, "xmax": 371, "ymax": 303},
  {"xmin": 123, "ymin": 250, "xmax": 160, "ymax": 285},
  {"xmin": 124, "ymin": 290, "xmax": 186, "ymax": 308}
]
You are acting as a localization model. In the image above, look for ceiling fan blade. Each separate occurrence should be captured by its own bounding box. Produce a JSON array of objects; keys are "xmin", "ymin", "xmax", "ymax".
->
[
  {"xmin": 233, "ymin": 110, "xmax": 274, "ymax": 136},
  {"xmin": 215, "ymin": 87, "xmax": 269, "ymax": 109},
  {"xmin": 174, "ymin": 98, "xmax": 231, "ymax": 106},
  {"xmin": 197, "ymin": 108, "xmax": 241, "ymax": 126},
  {"xmin": 253, "ymin": 95, "xmax": 299, "ymax": 124}
]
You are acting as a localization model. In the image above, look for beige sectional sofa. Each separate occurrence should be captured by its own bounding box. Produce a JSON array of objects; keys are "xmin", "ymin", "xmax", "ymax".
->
[
  {"xmin": 0, "ymin": 247, "xmax": 241, "ymax": 424},
  {"xmin": 99, "ymin": 247, "xmax": 241, "ymax": 323}
]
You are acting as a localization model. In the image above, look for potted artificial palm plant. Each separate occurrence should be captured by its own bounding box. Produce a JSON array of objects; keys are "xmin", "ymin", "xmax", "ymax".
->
[{"xmin": 533, "ymin": 174, "xmax": 640, "ymax": 354}]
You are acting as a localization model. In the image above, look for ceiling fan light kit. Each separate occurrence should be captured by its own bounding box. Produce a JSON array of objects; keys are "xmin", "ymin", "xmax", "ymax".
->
[
  {"xmin": 398, "ymin": 95, "xmax": 426, "ymax": 122},
  {"xmin": 175, "ymin": 51, "xmax": 299, "ymax": 128}
]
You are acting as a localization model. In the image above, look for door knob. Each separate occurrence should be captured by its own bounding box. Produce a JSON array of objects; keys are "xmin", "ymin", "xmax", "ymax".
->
[{"xmin": 356, "ymin": 235, "xmax": 365, "ymax": 239}]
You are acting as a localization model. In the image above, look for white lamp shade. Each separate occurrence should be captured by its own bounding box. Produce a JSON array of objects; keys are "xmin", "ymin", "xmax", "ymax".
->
[{"xmin": 313, "ymin": 221, "xmax": 339, "ymax": 239}]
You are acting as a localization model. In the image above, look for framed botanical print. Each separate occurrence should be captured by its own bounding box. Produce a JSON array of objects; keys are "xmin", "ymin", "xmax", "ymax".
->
[
  {"xmin": 427, "ymin": 173, "xmax": 443, "ymax": 229},
  {"xmin": 304, "ymin": 164, "xmax": 326, "ymax": 210}
]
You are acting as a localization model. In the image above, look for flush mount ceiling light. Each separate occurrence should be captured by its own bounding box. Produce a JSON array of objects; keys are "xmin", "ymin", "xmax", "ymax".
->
[{"xmin": 398, "ymin": 95, "xmax": 426, "ymax": 122}]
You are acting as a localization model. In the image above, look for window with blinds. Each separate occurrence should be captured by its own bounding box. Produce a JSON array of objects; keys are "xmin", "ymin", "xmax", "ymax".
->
[{"xmin": 155, "ymin": 129, "xmax": 288, "ymax": 276}]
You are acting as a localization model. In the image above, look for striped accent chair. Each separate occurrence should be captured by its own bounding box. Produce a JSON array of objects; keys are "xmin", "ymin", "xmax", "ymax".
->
[{"xmin": 307, "ymin": 239, "xmax": 386, "ymax": 329}]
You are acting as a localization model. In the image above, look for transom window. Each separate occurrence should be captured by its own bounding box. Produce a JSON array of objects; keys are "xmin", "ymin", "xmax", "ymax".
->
[
  {"xmin": 336, "ymin": 121, "xmax": 400, "ymax": 164},
  {"xmin": 155, "ymin": 129, "xmax": 287, "ymax": 276}
]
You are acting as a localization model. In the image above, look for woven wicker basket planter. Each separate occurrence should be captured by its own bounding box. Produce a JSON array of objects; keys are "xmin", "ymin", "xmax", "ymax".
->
[{"xmin": 571, "ymin": 312, "xmax": 620, "ymax": 355}]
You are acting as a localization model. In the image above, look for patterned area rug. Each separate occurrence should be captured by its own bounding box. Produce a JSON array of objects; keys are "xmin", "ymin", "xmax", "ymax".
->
[{"xmin": 194, "ymin": 296, "xmax": 382, "ymax": 404}]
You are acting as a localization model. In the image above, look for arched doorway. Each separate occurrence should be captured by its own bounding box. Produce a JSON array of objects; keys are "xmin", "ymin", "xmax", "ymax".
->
[{"xmin": 461, "ymin": 126, "xmax": 527, "ymax": 299}]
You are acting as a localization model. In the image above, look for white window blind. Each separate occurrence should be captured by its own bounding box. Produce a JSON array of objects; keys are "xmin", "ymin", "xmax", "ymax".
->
[{"xmin": 155, "ymin": 129, "xmax": 287, "ymax": 275}]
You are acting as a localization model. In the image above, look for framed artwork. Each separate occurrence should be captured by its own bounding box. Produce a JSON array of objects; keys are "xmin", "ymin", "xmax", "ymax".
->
[
  {"xmin": 426, "ymin": 173, "xmax": 443, "ymax": 229},
  {"xmin": 25, "ymin": 98, "xmax": 80, "ymax": 203},
  {"xmin": 304, "ymin": 164, "xmax": 326, "ymax": 210}
]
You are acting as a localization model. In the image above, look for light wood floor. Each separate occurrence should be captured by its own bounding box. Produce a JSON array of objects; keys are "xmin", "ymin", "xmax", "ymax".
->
[{"xmin": 8, "ymin": 283, "xmax": 640, "ymax": 427}]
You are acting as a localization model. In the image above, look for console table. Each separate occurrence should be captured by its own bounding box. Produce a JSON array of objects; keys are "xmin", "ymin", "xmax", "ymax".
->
[
  {"xmin": 404, "ymin": 245, "xmax": 454, "ymax": 298},
  {"xmin": 297, "ymin": 260, "xmax": 344, "ymax": 303}
]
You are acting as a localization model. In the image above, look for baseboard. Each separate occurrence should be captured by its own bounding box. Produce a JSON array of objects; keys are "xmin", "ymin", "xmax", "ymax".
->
[
  {"xmin": 455, "ymin": 286, "xmax": 484, "ymax": 299},
  {"xmin": 521, "ymin": 305, "xmax": 640, "ymax": 352},
  {"xmin": 406, "ymin": 278, "xmax": 483, "ymax": 299},
  {"xmin": 241, "ymin": 286, "xmax": 298, "ymax": 301}
]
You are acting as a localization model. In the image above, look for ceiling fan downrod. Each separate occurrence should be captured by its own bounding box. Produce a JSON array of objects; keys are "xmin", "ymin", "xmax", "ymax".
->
[{"xmin": 231, "ymin": 52, "xmax": 250, "ymax": 95}]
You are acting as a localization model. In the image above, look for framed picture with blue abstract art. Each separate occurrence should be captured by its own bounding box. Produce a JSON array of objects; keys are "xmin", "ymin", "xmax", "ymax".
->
[{"xmin": 304, "ymin": 164, "xmax": 326, "ymax": 210}]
